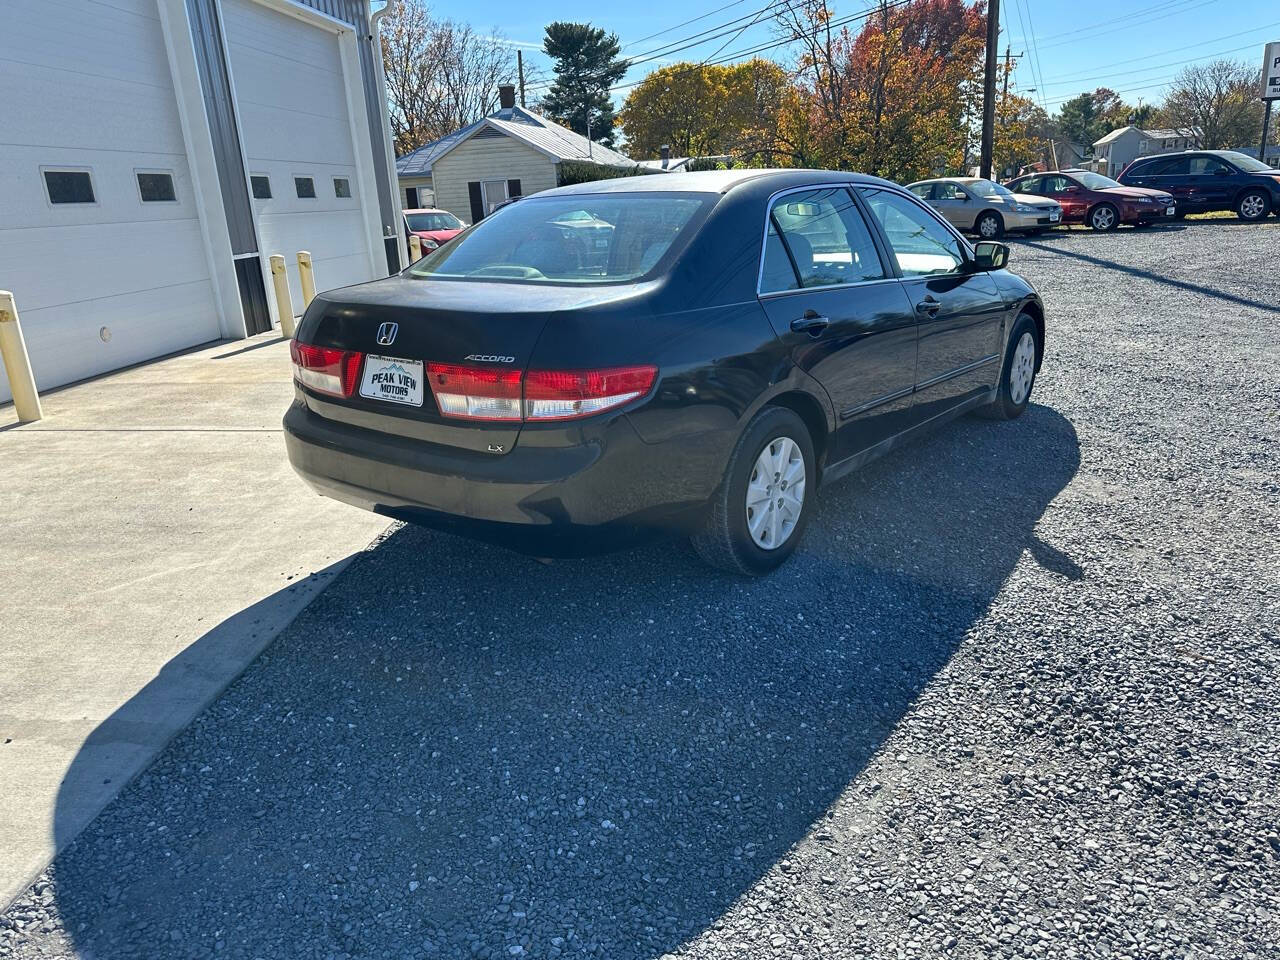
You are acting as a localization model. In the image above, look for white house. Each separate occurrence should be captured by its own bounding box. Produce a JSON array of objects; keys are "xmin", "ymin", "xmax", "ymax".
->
[
  {"xmin": 396, "ymin": 85, "xmax": 640, "ymax": 224},
  {"xmin": 1091, "ymin": 125, "xmax": 1203, "ymax": 178},
  {"xmin": 0, "ymin": 0, "xmax": 404, "ymax": 404}
]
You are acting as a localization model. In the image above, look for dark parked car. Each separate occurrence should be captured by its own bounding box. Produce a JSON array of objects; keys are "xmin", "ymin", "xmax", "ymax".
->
[
  {"xmin": 1004, "ymin": 169, "xmax": 1176, "ymax": 231},
  {"xmin": 284, "ymin": 171, "xmax": 1046, "ymax": 574},
  {"xmin": 1118, "ymin": 150, "xmax": 1280, "ymax": 221}
]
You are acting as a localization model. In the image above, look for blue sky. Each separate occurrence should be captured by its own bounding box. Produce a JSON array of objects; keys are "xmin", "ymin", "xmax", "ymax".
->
[{"xmin": 414, "ymin": 0, "xmax": 1277, "ymax": 115}]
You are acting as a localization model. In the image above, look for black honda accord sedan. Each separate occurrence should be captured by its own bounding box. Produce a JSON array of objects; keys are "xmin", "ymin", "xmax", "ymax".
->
[{"xmin": 284, "ymin": 170, "xmax": 1046, "ymax": 574}]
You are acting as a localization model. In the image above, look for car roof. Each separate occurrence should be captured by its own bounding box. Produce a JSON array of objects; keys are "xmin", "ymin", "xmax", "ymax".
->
[
  {"xmin": 403, "ymin": 207, "xmax": 453, "ymax": 215},
  {"xmin": 907, "ymin": 176, "xmax": 987, "ymax": 186},
  {"xmin": 535, "ymin": 168, "xmax": 897, "ymax": 198}
]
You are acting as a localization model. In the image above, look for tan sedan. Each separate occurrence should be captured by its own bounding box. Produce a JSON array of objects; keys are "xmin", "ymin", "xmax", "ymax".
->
[{"xmin": 906, "ymin": 177, "xmax": 1061, "ymax": 239}]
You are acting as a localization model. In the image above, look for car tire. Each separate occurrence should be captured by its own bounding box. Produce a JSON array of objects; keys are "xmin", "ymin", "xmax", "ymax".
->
[
  {"xmin": 1236, "ymin": 189, "xmax": 1270, "ymax": 222},
  {"xmin": 691, "ymin": 406, "xmax": 816, "ymax": 576},
  {"xmin": 978, "ymin": 313, "xmax": 1039, "ymax": 421},
  {"xmin": 1088, "ymin": 203, "xmax": 1118, "ymax": 231},
  {"xmin": 976, "ymin": 211, "xmax": 1004, "ymax": 239}
]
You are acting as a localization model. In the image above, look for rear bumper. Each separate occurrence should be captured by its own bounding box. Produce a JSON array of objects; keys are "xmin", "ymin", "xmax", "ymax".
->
[{"xmin": 283, "ymin": 401, "xmax": 714, "ymax": 556}]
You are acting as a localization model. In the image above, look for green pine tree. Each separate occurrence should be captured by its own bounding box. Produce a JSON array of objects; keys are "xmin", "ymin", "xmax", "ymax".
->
[{"xmin": 540, "ymin": 22, "xmax": 627, "ymax": 148}]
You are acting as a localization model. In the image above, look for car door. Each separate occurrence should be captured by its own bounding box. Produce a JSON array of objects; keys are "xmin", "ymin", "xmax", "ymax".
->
[
  {"xmin": 757, "ymin": 186, "xmax": 919, "ymax": 460},
  {"xmin": 856, "ymin": 186, "xmax": 1005, "ymax": 419},
  {"xmin": 929, "ymin": 181, "xmax": 976, "ymax": 230},
  {"xmin": 1191, "ymin": 155, "xmax": 1238, "ymax": 210},
  {"xmin": 1041, "ymin": 174, "xmax": 1090, "ymax": 221}
]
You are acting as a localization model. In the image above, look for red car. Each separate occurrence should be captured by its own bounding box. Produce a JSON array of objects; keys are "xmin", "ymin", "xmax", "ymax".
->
[
  {"xmin": 1004, "ymin": 169, "xmax": 1176, "ymax": 231},
  {"xmin": 403, "ymin": 208, "xmax": 466, "ymax": 253}
]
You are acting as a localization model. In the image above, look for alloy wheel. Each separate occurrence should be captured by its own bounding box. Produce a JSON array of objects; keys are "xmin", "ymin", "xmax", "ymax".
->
[
  {"xmin": 1091, "ymin": 206, "xmax": 1116, "ymax": 230},
  {"xmin": 979, "ymin": 214, "xmax": 999, "ymax": 238},
  {"xmin": 1240, "ymin": 193, "xmax": 1267, "ymax": 220},
  {"xmin": 746, "ymin": 436, "xmax": 806, "ymax": 550},
  {"xmin": 1009, "ymin": 331, "xmax": 1036, "ymax": 405}
]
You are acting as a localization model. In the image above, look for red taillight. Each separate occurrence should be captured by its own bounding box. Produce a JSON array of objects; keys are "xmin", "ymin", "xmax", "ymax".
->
[
  {"xmin": 426, "ymin": 362, "xmax": 523, "ymax": 421},
  {"xmin": 524, "ymin": 366, "xmax": 657, "ymax": 421},
  {"xmin": 425, "ymin": 363, "xmax": 657, "ymax": 422},
  {"xmin": 290, "ymin": 341, "xmax": 363, "ymax": 397}
]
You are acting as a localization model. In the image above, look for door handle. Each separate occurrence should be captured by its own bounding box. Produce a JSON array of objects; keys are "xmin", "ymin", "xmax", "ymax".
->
[
  {"xmin": 915, "ymin": 296, "xmax": 942, "ymax": 316},
  {"xmin": 790, "ymin": 312, "xmax": 830, "ymax": 336}
]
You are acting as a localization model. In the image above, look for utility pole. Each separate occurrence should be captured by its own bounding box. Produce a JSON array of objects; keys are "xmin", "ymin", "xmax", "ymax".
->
[
  {"xmin": 979, "ymin": 0, "xmax": 1000, "ymax": 179},
  {"xmin": 517, "ymin": 50, "xmax": 526, "ymax": 107},
  {"xmin": 1001, "ymin": 46, "xmax": 1011, "ymax": 109}
]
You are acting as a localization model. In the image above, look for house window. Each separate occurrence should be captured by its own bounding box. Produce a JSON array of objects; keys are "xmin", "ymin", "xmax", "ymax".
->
[
  {"xmin": 333, "ymin": 177, "xmax": 351, "ymax": 198},
  {"xmin": 405, "ymin": 187, "xmax": 420, "ymax": 208},
  {"xmin": 136, "ymin": 171, "xmax": 177, "ymax": 202},
  {"xmin": 251, "ymin": 175, "xmax": 272, "ymax": 199},
  {"xmin": 294, "ymin": 176, "xmax": 316, "ymax": 199},
  {"xmin": 481, "ymin": 179, "xmax": 508, "ymax": 215},
  {"xmin": 43, "ymin": 169, "xmax": 96, "ymax": 204}
]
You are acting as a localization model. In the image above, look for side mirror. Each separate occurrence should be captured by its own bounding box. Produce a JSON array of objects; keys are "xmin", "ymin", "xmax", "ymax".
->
[{"xmin": 973, "ymin": 241, "xmax": 1010, "ymax": 271}]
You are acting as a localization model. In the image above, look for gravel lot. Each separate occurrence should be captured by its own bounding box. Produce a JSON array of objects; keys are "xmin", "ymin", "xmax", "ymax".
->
[{"xmin": 3, "ymin": 219, "xmax": 1278, "ymax": 960}]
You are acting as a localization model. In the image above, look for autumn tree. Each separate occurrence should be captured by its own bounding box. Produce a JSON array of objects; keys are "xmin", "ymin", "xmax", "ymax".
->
[
  {"xmin": 618, "ymin": 60, "xmax": 799, "ymax": 164},
  {"xmin": 1157, "ymin": 59, "xmax": 1263, "ymax": 149},
  {"xmin": 540, "ymin": 22, "xmax": 627, "ymax": 147},
  {"xmin": 380, "ymin": 0, "xmax": 516, "ymax": 155},
  {"xmin": 774, "ymin": 0, "xmax": 987, "ymax": 181}
]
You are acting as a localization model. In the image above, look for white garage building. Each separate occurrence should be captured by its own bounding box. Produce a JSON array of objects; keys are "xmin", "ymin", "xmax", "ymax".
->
[{"xmin": 0, "ymin": 0, "xmax": 404, "ymax": 404}]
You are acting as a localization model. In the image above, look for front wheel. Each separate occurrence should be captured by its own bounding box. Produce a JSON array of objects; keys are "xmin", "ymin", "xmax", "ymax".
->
[
  {"xmin": 975, "ymin": 211, "xmax": 1004, "ymax": 239},
  {"xmin": 1088, "ymin": 203, "xmax": 1118, "ymax": 231},
  {"xmin": 1237, "ymin": 189, "xmax": 1270, "ymax": 222},
  {"xmin": 691, "ymin": 406, "xmax": 815, "ymax": 575},
  {"xmin": 979, "ymin": 314, "xmax": 1039, "ymax": 421}
]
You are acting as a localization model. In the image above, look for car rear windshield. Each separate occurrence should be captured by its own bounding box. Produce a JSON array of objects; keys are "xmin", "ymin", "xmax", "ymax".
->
[
  {"xmin": 406, "ymin": 193, "xmax": 713, "ymax": 284},
  {"xmin": 406, "ymin": 212, "xmax": 461, "ymax": 232}
]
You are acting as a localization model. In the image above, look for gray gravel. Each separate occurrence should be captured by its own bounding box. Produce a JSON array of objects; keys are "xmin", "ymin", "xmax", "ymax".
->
[{"xmin": 3, "ymin": 219, "xmax": 1278, "ymax": 960}]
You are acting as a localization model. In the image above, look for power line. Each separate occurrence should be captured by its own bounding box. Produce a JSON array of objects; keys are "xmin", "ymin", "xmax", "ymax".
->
[
  {"xmin": 623, "ymin": 0, "xmax": 753, "ymax": 49},
  {"xmin": 1011, "ymin": 0, "xmax": 1216, "ymax": 52}
]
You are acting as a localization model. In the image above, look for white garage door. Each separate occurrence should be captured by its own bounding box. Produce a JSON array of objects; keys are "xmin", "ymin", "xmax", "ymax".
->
[
  {"xmin": 0, "ymin": 0, "xmax": 221, "ymax": 403},
  {"xmin": 222, "ymin": 0, "xmax": 375, "ymax": 317}
]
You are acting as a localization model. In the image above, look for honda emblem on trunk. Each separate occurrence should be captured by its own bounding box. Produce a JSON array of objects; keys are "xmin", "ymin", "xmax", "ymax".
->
[{"xmin": 376, "ymin": 322, "xmax": 398, "ymax": 346}]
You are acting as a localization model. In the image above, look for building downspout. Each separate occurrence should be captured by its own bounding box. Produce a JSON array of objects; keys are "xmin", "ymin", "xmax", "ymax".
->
[{"xmin": 369, "ymin": 0, "xmax": 407, "ymax": 271}]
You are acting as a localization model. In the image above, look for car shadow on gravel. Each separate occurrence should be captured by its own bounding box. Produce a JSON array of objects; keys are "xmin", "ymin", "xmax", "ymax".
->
[{"xmin": 38, "ymin": 405, "xmax": 1080, "ymax": 960}]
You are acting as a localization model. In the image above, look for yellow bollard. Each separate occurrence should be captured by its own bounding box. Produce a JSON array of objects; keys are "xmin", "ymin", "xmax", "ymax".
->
[
  {"xmin": 0, "ymin": 291, "xmax": 44, "ymax": 423},
  {"xmin": 268, "ymin": 254, "xmax": 296, "ymax": 338},
  {"xmin": 408, "ymin": 234, "xmax": 422, "ymax": 262},
  {"xmin": 297, "ymin": 251, "xmax": 316, "ymax": 309}
]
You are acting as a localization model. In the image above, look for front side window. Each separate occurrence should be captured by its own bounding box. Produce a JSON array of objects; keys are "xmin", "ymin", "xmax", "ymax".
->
[
  {"xmin": 1188, "ymin": 156, "xmax": 1231, "ymax": 176},
  {"xmin": 407, "ymin": 192, "xmax": 711, "ymax": 285},
  {"xmin": 760, "ymin": 188, "xmax": 886, "ymax": 294},
  {"xmin": 934, "ymin": 182, "xmax": 967, "ymax": 201},
  {"xmin": 44, "ymin": 169, "xmax": 95, "ymax": 204},
  {"xmin": 858, "ymin": 188, "xmax": 966, "ymax": 278}
]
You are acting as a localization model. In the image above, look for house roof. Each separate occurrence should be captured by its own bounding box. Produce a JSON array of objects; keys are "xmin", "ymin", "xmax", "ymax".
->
[
  {"xmin": 1142, "ymin": 126, "xmax": 1202, "ymax": 141},
  {"xmin": 1093, "ymin": 125, "xmax": 1140, "ymax": 147},
  {"xmin": 395, "ymin": 106, "xmax": 635, "ymax": 178}
]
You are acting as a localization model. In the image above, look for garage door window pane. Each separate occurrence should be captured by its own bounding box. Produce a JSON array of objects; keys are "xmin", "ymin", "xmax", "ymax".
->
[
  {"xmin": 45, "ymin": 170, "xmax": 95, "ymax": 204},
  {"xmin": 333, "ymin": 177, "xmax": 351, "ymax": 198},
  {"xmin": 251, "ymin": 175, "xmax": 272, "ymax": 199},
  {"xmin": 295, "ymin": 177, "xmax": 316, "ymax": 199},
  {"xmin": 137, "ymin": 172, "xmax": 176, "ymax": 202}
]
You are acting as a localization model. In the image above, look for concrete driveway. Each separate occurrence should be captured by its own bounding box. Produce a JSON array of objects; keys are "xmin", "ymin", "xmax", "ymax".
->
[{"xmin": 0, "ymin": 334, "xmax": 388, "ymax": 909}]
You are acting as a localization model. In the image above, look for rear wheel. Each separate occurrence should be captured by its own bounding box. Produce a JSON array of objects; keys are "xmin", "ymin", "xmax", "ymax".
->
[
  {"xmin": 1236, "ymin": 189, "xmax": 1270, "ymax": 222},
  {"xmin": 975, "ymin": 211, "xmax": 1004, "ymax": 239},
  {"xmin": 691, "ymin": 406, "xmax": 815, "ymax": 575},
  {"xmin": 1088, "ymin": 203, "xmax": 1118, "ymax": 231},
  {"xmin": 979, "ymin": 313, "xmax": 1039, "ymax": 421}
]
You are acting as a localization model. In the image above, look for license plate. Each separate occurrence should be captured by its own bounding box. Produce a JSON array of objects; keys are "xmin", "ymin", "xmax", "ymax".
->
[
  {"xmin": 1166, "ymin": 206, "xmax": 1176, "ymax": 216},
  {"xmin": 1050, "ymin": 211, "xmax": 1060, "ymax": 221},
  {"xmin": 359, "ymin": 354, "xmax": 424, "ymax": 407}
]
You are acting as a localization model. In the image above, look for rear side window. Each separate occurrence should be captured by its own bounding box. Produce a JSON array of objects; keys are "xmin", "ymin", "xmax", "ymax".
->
[
  {"xmin": 1015, "ymin": 177, "xmax": 1042, "ymax": 194},
  {"xmin": 761, "ymin": 187, "xmax": 886, "ymax": 293},
  {"xmin": 908, "ymin": 184, "xmax": 933, "ymax": 200},
  {"xmin": 408, "ymin": 193, "xmax": 712, "ymax": 285}
]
